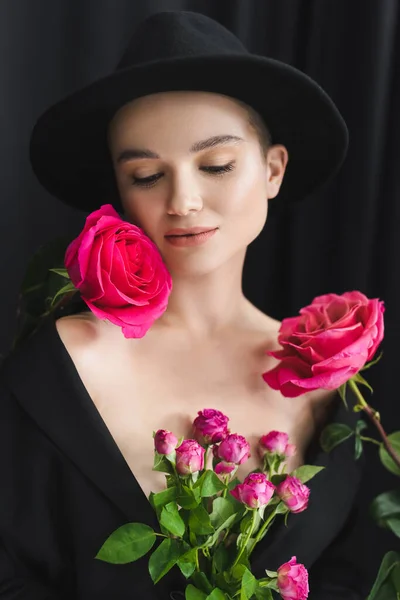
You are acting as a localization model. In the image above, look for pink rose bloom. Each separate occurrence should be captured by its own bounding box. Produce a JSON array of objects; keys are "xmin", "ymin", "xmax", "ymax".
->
[
  {"xmin": 277, "ymin": 556, "xmax": 309, "ymax": 600},
  {"xmin": 230, "ymin": 473, "xmax": 275, "ymax": 509},
  {"xmin": 216, "ymin": 434, "xmax": 250, "ymax": 465},
  {"xmin": 285, "ymin": 444, "xmax": 297, "ymax": 458},
  {"xmin": 154, "ymin": 430, "xmax": 178, "ymax": 455},
  {"xmin": 214, "ymin": 461, "xmax": 236, "ymax": 475},
  {"xmin": 65, "ymin": 204, "xmax": 172, "ymax": 338},
  {"xmin": 259, "ymin": 431, "xmax": 289, "ymax": 455},
  {"xmin": 276, "ymin": 476, "xmax": 310, "ymax": 514},
  {"xmin": 193, "ymin": 409, "xmax": 229, "ymax": 444},
  {"xmin": 175, "ymin": 440, "xmax": 205, "ymax": 475},
  {"xmin": 262, "ymin": 291, "xmax": 385, "ymax": 397}
]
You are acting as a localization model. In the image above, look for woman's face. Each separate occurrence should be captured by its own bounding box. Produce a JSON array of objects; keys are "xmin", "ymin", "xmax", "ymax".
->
[{"xmin": 107, "ymin": 91, "xmax": 288, "ymax": 276}]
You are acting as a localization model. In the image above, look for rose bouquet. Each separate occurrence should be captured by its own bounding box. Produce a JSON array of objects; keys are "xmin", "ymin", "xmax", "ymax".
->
[{"xmin": 96, "ymin": 408, "xmax": 319, "ymax": 599}]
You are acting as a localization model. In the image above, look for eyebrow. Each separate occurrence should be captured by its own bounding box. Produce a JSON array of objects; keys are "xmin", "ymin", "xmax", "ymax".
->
[{"xmin": 116, "ymin": 134, "xmax": 244, "ymax": 164}]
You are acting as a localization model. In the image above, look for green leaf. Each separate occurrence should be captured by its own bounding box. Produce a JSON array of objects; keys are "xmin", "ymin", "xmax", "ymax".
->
[
  {"xmin": 178, "ymin": 484, "xmax": 202, "ymax": 509},
  {"xmin": 160, "ymin": 502, "xmax": 185, "ymax": 537},
  {"xmin": 191, "ymin": 572, "xmax": 213, "ymax": 594},
  {"xmin": 370, "ymin": 491, "xmax": 400, "ymax": 526},
  {"xmin": 241, "ymin": 567, "xmax": 257, "ymax": 600},
  {"xmin": 291, "ymin": 464, "xmax": 325, "ymax": 483},
  {"xmin": 95, "ymin": 522, "xmax": 156, "ymax": 564},
  {"xmin": 210, "ymin": 497, "xmax": 235, "ymax": 528},
  {"xmin": 386, "ymin": 518, "xmax": 400, "ymax": 538},
  {"xmin": 206, "ymin": 589, "xmax": 227, "ymax": 600},
  {"xmin": 212, "ymin": 544, "xmax": 230, "ymax": 573},
  {"xmin": 269, "ymin": 474, "xmax": 286, "ymax": 486},
  {"xmin": 354, "ymin": 435, "xmax": 364, "ymax": 460},
  {"xmin": 50, "ymin": 281, "xmax": 77, "ymax": 307},
  {"xmin": 185, "ymin": 584, "xmax": 208, "ymax": 600},
  {"xmin": 204, "ymin": 513, "xmax": 237, "ymax": 547},
  {"xmin": 265, "ymin": 570, "xmax": 277, "ymax": 578},
  {"xmin": 153, "ymin": 453, "xmax": 174, "ymax": 474},
  {"xmin": 177, "ymin": 548, "xmax": 198, "ymax": 578},
  {"xmin": 198, "ymin": 470, "xmax": 226, "ymax": 497},
  {"xmin": 367, "ymin": 551, "xmax": 400, "ymax": 599},
  {"xmin": 255, "ymin": 586, "xmax": 273, "ymax": 600},
  {"xmin": 189, "ymin": 504, "xmax": 214, "ymax": 535},
  {"xmin": 148, "ymin": 538, "xmax": 184, "ymax": 584},
  {"xmin": 149, "ymin": 486, "xmax": 178, "ymax": 512},
  {"xmin": 356, "ymin": 419, "xmax": 368, "ymax": 434},
  {"xmin": 320, "ymin": 423, "xmax": 354, "ymax": 452},
  {"xmin": 379, "ymin": 432, "xmax": 400, "ymax": 477},
  {"xmin": 48, "ymin": 267, "xmax": 70, "ymax": 279}
]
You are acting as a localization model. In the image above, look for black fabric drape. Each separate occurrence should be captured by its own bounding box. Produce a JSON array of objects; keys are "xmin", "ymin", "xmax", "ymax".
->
[{"xmin": 0, "ymin": 0, "xmax": 399, "ymax": 592}]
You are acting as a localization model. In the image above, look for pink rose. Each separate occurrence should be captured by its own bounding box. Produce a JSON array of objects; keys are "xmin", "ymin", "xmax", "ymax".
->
[
  {"xmin": 214, "ymin": 461, "xmax": 236, "ymax": 475},
  {"xmin": 216, "ymin": 434, "xmax": 250, "ymax": 466},
  {"xmin": 230, "ymin": 473, "xmax": 275, "ymax": 509},
  {"xmin": 276, "ymin": 476, "xmax": 310, "ymax": 514},
  {"xmin": 64, "ymin": 204, "xmax": 172, "ymax": 338},
  {"xmin": 262, "ymin": 291, "xmax": 385, "ymax": 397},
  {"xmin": 277, "ymin": 556, "xmax": 309, "ymax": 600},
  {"xmin": 193, "ymin": 409, "xmax": 229, "ymax": 445},
  {"xmin": 175, "ymin": 440, "xmax": 205, "ymax": 475},
  {"xmin": 154, "ymin": 430, "xmax": 178, "ymax": 455},
  {"xmin": 285, "ymin": 444, "xmax": 297, "ymax": 458},
  {"xmin": 259, "ymin": 431, "xmax": 289, "ymax": 455},
  {"xmin": 259, "ymin": 431, "xmax": 297, "ymax": 459}
]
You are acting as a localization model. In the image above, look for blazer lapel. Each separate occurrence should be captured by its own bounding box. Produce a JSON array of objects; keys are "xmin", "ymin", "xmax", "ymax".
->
[{"xmin": 2, "ymin": 315, "xmax": 157, "ymax": 528}]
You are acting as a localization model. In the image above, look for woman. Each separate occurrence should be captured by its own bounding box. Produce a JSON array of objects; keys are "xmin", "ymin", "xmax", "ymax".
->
[{"xmin": 0, "ymin": 10, "xmax": 365, "ymax": 600}]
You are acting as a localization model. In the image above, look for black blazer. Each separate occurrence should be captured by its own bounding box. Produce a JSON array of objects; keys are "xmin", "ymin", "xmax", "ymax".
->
[{"xmin": 0, "ymin": 314, "xmax": 367, "ymax": 599}]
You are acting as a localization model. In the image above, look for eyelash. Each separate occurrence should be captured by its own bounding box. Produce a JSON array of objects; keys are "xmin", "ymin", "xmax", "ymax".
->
[{"xmin": 130, "ymin": 162, "xmax": 235, "ymax": 188}]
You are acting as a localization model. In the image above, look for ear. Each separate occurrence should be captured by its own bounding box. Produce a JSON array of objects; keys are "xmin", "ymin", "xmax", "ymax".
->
[{"xmin": 266, "ymin": 145, "xmax": 289, "ymax": 200}]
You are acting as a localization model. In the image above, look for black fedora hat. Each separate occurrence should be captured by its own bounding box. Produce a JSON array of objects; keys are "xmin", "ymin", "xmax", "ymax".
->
[{"xmin": 29, "ymin": 10, "xmax": 349, "ymax": 213}]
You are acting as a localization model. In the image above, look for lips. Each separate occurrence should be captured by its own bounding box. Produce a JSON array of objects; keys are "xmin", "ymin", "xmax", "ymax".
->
[{"xmin": 165, "ymin": 227, "xmax": 218, "ymax": 237}]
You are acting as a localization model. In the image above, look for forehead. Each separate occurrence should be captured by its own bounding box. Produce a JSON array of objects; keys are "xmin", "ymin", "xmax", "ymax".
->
[{"xmin": 107, "ymin": 91, "xmax": 252, "ymax": 152}]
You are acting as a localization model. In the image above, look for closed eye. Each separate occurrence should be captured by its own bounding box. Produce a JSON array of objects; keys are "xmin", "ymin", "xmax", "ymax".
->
[{"xmin": 130, "ymin": 162, "xmax": 236, "ymax": 188}]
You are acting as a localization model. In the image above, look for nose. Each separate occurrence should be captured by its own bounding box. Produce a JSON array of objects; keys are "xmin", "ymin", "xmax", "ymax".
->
[{"xmin": 166, "ymin": 170, "xmax": 204, "ymax": 216}]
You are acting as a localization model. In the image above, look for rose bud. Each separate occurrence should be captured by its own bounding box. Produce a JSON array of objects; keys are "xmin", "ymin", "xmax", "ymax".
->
[
  {"xmin": 193, "ymin": 408, "xmax": 229, "ymax": 444},
  {"xmin": 259, "ymin": 431, "xmax": 289, "ymax": 456},
  {"xmin": 276, "ymin": 476, "xmax": 310, "ymax": 514},
  {"xmin": 154, "ymin": 429, "xmax": 178, "ymax": 455},
  {"xmin": 175, "ymin": 439, "xmax": 205, "ymax": 475},
  {"xmin": 285, "ymin": 443, "xmax": 297, "ymax": 458},
  {"xmin": 214, "ymin": 461, "xmax": 236, "ymax": 475},
  {"xmin": 216, "ymin": 434, "xmax": 250, "ymax": 465},
  {"xmin": 230, "ymin": 473, "xmax": 275, "ymax": 509},
  {"xmin": 277, "ymin": 556, "xmax": 309, "ymax": 600}
]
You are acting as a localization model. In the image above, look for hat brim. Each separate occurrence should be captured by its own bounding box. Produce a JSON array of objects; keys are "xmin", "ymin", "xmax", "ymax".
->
[{"xmin": 29, "ymin": 54, "xmax": 348, "ymax": 212}]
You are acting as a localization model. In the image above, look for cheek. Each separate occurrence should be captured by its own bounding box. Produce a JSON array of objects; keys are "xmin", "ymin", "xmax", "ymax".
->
[{"xmin": 218, "ymin": 166, "xmax": 268, "ymax": 231}]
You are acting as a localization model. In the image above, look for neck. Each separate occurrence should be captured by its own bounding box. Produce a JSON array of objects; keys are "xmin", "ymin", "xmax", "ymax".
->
[{"xmin": 153, "ymin": 250, "xmax": 250, "ymax": 338}]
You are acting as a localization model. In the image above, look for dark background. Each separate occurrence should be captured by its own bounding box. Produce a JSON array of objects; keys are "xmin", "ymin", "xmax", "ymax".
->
[{"xmin": 0, "ymin": 0, "xmax": 399, "ymax": 591}]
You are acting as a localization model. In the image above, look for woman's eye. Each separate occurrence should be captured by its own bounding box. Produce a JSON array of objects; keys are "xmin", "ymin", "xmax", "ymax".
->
[
  {"xmin": 201, "ymin": 162, "xmax": 235, "ymax": 175},
  {"xmin": 130, "ymin": 162, "xmax": 235, "ymax": 188},
  {"xmin": 130, "ymin": 173, "xmax": 163, "ymax": 188}
]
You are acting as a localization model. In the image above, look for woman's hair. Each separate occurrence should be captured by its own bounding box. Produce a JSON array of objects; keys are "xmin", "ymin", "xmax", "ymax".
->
[{"xmin": 235, "ymin": 100, "xmax": 273, "ymax": 158}]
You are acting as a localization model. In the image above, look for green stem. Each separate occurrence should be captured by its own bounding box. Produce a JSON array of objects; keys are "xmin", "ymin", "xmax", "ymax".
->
[
  {"xmin": 248, "ymin": 508, "xmax": 279, "ymax": 557},
  {"xmin": 348, "ymin": 379, "xmax": 400, "ymax": 470},
  {"xmin": 360, "ymin": 435, "xmax": 381, "ymax": 446},
  {"xmin": 232, "ymin": 509, "xmax": 257, "ymax": 568},
  {"xmin": 195, "ymin": 548, "xmax": 200, "ymax": 572}
]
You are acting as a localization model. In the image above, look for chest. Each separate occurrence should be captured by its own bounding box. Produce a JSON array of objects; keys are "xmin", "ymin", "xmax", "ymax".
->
[{"xmin": 71, "ymin": 333, "xmax": 319, "ymax": 498}]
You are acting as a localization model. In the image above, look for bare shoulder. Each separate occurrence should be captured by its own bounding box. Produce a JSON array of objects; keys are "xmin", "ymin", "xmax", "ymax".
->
[{"xmin": 54, "ymin": 312, "xmax": 103, "ymax": 352}]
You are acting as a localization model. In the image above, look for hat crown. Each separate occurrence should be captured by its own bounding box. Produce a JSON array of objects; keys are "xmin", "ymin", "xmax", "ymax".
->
[{"xmin": 117, "ymin": 11, "xmax": 248, "ymax": 69}]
